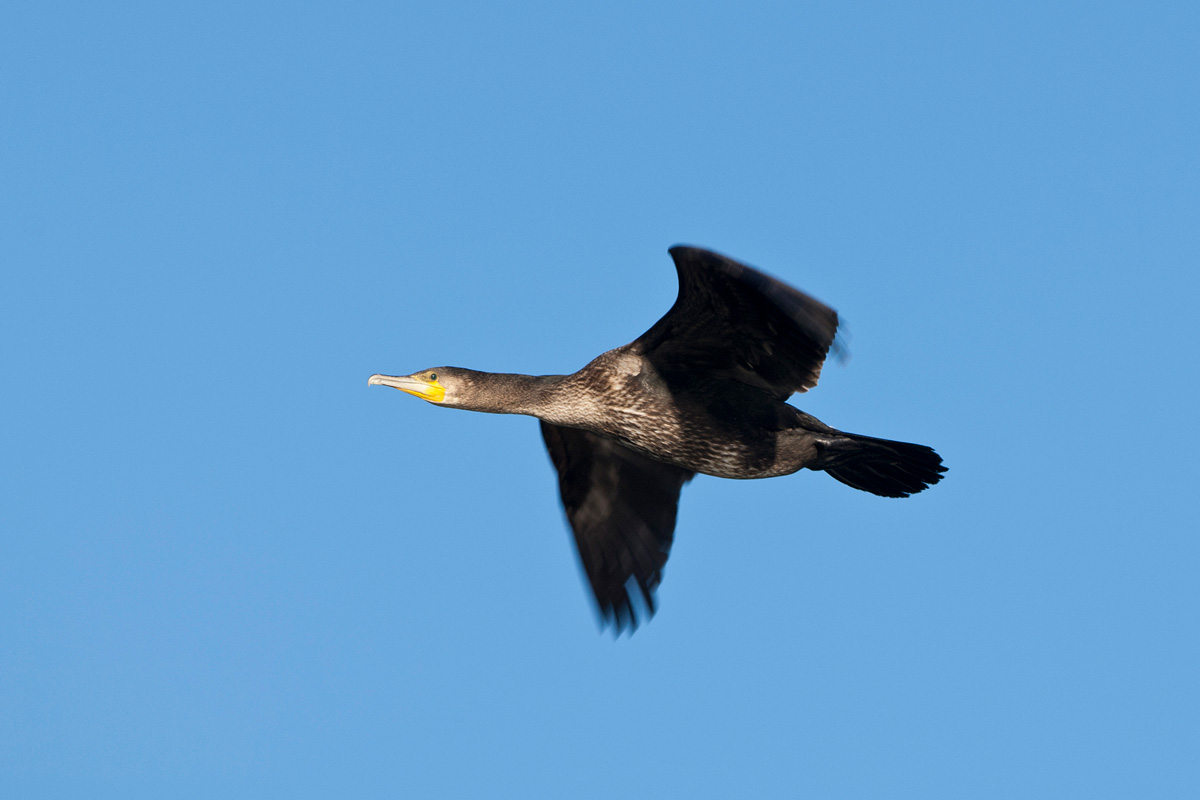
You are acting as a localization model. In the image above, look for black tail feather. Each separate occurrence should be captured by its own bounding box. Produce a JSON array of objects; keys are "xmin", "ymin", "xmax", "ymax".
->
[{"xmin": 820, "ymin": 434, "xmax": 946, "ymax": 498}]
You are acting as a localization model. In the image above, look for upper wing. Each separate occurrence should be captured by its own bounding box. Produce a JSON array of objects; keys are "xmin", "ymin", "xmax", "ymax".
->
[
  {"xmin": 634, "ymin": 246, "xmax": 842, "ymax": 399},
  {"xmin": 540, "ymin": 421, "xmax": 694, "ymax": 633}
]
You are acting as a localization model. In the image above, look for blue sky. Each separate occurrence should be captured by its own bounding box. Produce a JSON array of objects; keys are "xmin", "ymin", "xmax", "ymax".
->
[{"xmin": 2, "ymin": 1, "xmax": 1197, "ymax": 797}]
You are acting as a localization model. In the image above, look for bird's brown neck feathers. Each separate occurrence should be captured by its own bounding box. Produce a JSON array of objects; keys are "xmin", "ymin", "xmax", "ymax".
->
[{"xmin": 450, "ymin": 371, "xmax": 571, "ymax": 417}]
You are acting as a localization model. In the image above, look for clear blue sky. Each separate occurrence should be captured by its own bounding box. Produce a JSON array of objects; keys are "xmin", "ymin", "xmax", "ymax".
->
[{"xmin": 3, "ymin": 2, "xmax": 1197, "ymax": 797}]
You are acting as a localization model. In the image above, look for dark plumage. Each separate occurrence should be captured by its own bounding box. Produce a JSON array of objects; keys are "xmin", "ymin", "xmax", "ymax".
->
[{"xmin": 369, "ymin": 246, "xmax": 946, "ymax": 631}]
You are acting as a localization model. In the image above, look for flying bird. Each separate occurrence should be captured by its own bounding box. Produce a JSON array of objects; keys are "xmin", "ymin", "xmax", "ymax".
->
[{"xmin": 369, "ymin": 246, "xmax": 945, "ymax": 631}]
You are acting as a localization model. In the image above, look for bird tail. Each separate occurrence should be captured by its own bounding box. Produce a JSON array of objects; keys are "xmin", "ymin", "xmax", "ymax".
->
[{"xmin": 818, "ymin": 432, "xmax": 947, "ymax": 498}]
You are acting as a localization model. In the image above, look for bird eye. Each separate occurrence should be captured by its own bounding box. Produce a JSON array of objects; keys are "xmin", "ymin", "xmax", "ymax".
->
[{"xmin": 429, "ymin": 372, "xmax": 437, "ymax": 381}]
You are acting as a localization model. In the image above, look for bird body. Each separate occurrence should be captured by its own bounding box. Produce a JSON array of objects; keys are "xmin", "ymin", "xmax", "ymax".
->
[
  {"xmin": 566, "ymin": 348, "xmax": 807, "ymax": 480},
  {"xmin": 370, "ymin": 246, "xmax": 946, "ymax": 630}
]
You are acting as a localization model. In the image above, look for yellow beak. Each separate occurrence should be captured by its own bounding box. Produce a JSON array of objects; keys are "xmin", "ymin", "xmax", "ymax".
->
[{"xmin": 368, "ymin": 373, "xmax": 446, "ymax": 403}]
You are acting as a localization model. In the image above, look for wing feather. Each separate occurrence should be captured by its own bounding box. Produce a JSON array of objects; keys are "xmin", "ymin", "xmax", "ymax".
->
[
  {"xmin": 635, "ymin": 246, "xmax": 842, "ymax": 399},
  {"xmin": 540, "ymin": 421, "xmax": 694, "ymax": 632}
]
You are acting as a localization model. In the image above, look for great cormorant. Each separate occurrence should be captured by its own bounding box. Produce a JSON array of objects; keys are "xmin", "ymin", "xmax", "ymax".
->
[{"xmin": 369, "ymin": 246, "xmax": 946, "ymax": 631}]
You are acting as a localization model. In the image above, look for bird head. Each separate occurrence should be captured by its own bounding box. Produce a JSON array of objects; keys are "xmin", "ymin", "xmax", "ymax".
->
[
  {"xmin": 369, "ymin": 366, "xmax": 550, "ymax": 416},
  {"xmin": 368, "ymin": 369, "xmax": 452, "ymax": 404}
]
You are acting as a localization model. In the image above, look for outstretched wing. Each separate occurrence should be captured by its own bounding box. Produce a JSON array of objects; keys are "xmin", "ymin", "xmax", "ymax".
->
[
  {"xmin": 540, "ymin": 421, "xmax": 694, "ymax": 633},
  {"xmin": 635, "ymin": 246, "xmax": 842, "ymax": 399}
]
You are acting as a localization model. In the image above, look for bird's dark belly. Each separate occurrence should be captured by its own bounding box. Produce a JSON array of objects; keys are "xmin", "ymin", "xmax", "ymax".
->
[{"xmin": 597, "ymin": 407, "xmax": 791, "ymax": 480}]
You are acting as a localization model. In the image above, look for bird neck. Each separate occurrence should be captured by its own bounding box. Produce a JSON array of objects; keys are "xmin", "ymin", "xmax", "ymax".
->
[{"xmin": 455, "ymin": 371, "xmax": 572, "ymax": 418}]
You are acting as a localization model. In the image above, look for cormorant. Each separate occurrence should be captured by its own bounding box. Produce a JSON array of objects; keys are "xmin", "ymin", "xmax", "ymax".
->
[{"xmin": 369, "ymin": 246, "xmax": 946, "ymax": 631}]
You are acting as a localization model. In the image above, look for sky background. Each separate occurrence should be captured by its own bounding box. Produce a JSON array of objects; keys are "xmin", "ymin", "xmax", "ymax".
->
[{"xmin": 3, "ymin": 1, "xmax": 1198, "ymax": 797}]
